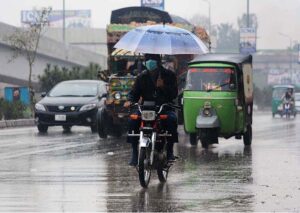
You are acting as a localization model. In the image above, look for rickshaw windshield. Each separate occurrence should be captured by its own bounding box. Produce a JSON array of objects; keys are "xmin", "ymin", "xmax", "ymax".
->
[
  {"xmin": 185, "ymin": 67, "xmax": 236, "ymax": 91},
  {"xmin": 272, "ymin": 87, "xmax": 294, "ymax": 99}
]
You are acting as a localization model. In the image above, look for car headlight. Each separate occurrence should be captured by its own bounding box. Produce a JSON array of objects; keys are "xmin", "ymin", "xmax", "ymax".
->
[
  {"xmin": 114, "ymin": 92, "xmax": 121, "ymax": 100},
  {"xmin": 79, "ymin": 103, "xmax": 97, "ymax": 111},
  {"xmin": 35, "ymin": 103, "xmax": 46, "ymax": 111}
]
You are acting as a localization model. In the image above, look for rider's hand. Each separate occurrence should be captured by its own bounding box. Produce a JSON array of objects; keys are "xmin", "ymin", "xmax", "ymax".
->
[
  {"xmin": 124, "ymin": 101, "xmax": 131, "ymax": 108},
  {"xmin": 156, "ymin": 78, "xmax": 164, "ymax": 88}
]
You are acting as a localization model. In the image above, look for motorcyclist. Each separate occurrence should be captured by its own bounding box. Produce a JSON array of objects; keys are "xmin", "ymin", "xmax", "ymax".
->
[
  {"xmin": 282, "ymin": 89, "xmax": 294, "ymax": 111},
  {"xmin": 124, "ymin": 54, "xmax": 179, "ymax": 166}
]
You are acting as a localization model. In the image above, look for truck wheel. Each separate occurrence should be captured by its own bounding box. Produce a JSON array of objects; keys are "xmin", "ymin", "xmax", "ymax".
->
[
  {"xmin": 112, "ymin": 125, "xmax": 122, "ymax": 137},
  {"xmin": 90, "ymin": 124, "xmax": 97, "ymax": 133},
  {"xmin": 37, "ymin": 124, "xmax": 48, "ymax": 133},
  {"xmin": 189, "ymin": 133, "xmax": 198, "ymax": 146},
  {"xmin": 97, "ymin": 109, "xmax": 107, "ymax": 139},
  {"xmin": 243, "ymin": 125, "xmax": 252, "ymax": 146}
]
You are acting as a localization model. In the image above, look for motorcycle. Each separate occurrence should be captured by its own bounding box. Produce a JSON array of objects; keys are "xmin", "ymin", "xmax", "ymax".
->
[{"xmin": 128, "ymin": 101, "xmax": 179, "ymax": 188}]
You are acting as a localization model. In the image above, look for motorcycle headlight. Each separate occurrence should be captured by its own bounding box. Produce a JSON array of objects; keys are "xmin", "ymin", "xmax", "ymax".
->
[
  {"xmin": 79, "ymin": 103, "xmax": 97, "ymax": 111},
  {"xmin": 114, "ymin": 92, "xmax": 121, "ymax": 100},
  {"xmin": 35, "ymin": 103, "xmax": 46, "ymax": 111},
  {"xmin": 141, "ymin": 110, "xmax": 156, "ymax": 121}
]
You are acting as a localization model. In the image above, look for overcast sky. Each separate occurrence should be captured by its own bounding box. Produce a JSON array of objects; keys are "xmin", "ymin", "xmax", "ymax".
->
[{"xmin": 0, "ymin": 0, "xmax": 299, "ymax": 50}]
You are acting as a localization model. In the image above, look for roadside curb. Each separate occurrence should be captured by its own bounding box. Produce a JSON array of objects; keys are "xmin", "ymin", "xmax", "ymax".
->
[{"xmin": 0, "ymin": 119, "xmax": 35, "ymax": 129}]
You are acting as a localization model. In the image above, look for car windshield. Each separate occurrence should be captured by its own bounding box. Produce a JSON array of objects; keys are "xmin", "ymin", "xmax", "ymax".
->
[
  {"xmin": 48, "ymin": 82, "xmax": 98, "ymax": 97},
  {"xmin": 185, "ymin": 67, "xmax": 236, "ymax": 91}
]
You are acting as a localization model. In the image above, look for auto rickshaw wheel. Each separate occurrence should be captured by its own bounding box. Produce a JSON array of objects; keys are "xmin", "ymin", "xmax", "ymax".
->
[
  {"xmin": 200, "ymin": 138, "xmax": 209, "ymax": 149},
  {"xmin": 189, "ymin": 133, "xmax": 198, "ymax": 146},
  {"xmin": 243, "ymin": 125, "xmax": 252, "ymax": 146}
]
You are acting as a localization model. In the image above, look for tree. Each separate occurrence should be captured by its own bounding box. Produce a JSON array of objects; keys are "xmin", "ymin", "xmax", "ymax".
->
[
  {"xmin": 215, "ymin": 23, "xmax": 239, "ymax": 53},
  {"xmin": 5, "ymin": 7, "xmax": 52, "ymax": 112},
  {"xmin": 189, "ymin": 14, "xmax": 210, "ymax": 32},
  {"xmin": 238, "ymin": 13, "xmax": 258, "ymax": 29},
  {"xmin": 38, "ymin": 63, "xmax": 101, "ymax": 92}
]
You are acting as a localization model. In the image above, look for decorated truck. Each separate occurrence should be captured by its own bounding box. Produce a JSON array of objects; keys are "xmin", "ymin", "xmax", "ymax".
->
[{"xmin": 97, "ymin": 6, "xmax": 210, "ymax": 138}]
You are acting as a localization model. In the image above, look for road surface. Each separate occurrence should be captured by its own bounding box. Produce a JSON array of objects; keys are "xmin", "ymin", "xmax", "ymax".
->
[{"xmin": 0, "ymin": 112, "xmax": 299, "ymax": 212}]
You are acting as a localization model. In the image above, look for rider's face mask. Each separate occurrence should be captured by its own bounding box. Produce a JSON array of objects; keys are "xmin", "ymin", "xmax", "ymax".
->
[{"xmin": 145, "ymin": 59, "xmax": 158, "ymax": 71}]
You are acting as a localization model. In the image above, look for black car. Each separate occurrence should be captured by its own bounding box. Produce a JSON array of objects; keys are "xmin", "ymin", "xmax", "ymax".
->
[{"xmin": 35, "ymin": 80, "xmax": 107, "ymax": 133}]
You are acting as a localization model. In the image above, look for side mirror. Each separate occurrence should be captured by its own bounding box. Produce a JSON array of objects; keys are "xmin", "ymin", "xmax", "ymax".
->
[
  {"xmin": 41, "ymin": 92, "xmax": 46, "ymax": 98},
  {"xmin": 99, "ymin": 93, "xmax": 107, "ymax": 99}
]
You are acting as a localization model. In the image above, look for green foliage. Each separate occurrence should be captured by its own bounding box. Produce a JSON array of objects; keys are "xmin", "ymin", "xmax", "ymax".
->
[
  {"xmin": 237, "ymin": 14, "xmax": 258, "ymax": 29},
  {"xmin": 215, "ymin": 23, "xmax": 239, "ymax": 53},
  {"xmin": 38, "ymin": 63, "xmax": 101, "ymax": 92},
  {"xmin": 0, "ymin": 100, "xmax": 27, "ymax": 120}
]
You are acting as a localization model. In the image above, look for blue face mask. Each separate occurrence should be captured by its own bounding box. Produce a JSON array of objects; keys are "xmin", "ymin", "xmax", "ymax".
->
[{"xmin": 145, "ymin": 60, "xmax": 158, "ymax": 71}]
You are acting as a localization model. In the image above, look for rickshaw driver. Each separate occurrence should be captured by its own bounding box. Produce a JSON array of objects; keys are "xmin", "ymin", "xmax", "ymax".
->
[{"xmin": 124, "ymin": 54, "xmax": 179, "ymax": 166}]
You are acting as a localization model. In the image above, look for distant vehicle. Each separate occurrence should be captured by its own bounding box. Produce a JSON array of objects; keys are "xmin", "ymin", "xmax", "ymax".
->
[
  {"xmin": 295, "ymin": 92, "xmax": 300, "ymax": 113},
  {"xmin": 271, "ymin": 85, "xmax": 296, "ymax": 118},
  {"xmin": 34, "ymin": 80, "xmax": 107, "ymax": 133}
]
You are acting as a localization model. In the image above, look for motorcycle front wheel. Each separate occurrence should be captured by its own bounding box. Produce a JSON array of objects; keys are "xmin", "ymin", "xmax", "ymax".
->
[
  {"xmin": 138, "ymin": 147, "xmax": 151, "ymax": 188},
  {"xmin": 157, "ymin": 167, "xmax": 169, "ymax": 183}
]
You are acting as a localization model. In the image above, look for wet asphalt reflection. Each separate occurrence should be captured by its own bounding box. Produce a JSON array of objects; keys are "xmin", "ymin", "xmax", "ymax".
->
[{"xmin": 0, "ymin": 112, "xmax": 299, "ymax": 211}]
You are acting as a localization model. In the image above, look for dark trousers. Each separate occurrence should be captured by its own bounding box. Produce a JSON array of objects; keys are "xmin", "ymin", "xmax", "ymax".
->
[{"xmin": 127, "ymin": 110, "xmax": 178, "ymax": 145}]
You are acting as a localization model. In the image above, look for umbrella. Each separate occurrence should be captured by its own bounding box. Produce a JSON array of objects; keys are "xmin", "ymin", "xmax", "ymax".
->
[{"xmin": 114, "ymin": 24, "xmax": 208, "ymax": 55}]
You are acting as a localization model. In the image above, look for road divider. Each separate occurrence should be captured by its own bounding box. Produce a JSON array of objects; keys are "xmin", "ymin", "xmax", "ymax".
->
[{"xmin": 0, "ymin": 119, "xmax": 35, "ymax": 129}]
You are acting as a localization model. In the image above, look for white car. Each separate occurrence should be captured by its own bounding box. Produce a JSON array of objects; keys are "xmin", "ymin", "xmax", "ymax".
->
[{"xmin": 295, "ymin": 93, "xmax": 300, "ymax": 113}]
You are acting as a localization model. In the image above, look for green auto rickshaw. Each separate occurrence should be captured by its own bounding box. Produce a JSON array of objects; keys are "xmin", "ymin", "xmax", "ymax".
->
[
  {"xmin": 183, "ymin": 54, "xmax": 253, "ymax": 148},
  {"xmin": 271, "ymin": 85, "xmax": 295, "ymax": 118}
]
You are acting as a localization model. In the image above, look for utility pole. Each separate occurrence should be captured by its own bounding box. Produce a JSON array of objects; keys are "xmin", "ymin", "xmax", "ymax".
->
[
  {"xmin": 279, "ymin": 32, "xmax": 293, "ymax": 82},
  {"xmin": 62, "ymin": 0, "xmax": 66, "ymax": 45},
  {"xmin": 247, "ymin": 0, "xmax": 250, "ymax": 27}
]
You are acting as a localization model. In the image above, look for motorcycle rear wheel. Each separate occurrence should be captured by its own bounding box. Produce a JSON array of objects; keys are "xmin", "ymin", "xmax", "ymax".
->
[{"xmin": 138, "ymin": 147, "xmax": 151, "ymax": 188}]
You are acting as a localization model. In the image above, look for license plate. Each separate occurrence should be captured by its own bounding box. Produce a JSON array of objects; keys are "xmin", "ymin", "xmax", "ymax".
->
[{"xmin": 55, "ymin": 114, "xmax": 66, "ymax": 121}]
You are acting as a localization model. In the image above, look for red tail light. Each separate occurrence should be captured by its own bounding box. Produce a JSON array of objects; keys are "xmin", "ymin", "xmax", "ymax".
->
[{"xmin": 159, "ymin": 115, "xmax": 168, "ymax": 120}]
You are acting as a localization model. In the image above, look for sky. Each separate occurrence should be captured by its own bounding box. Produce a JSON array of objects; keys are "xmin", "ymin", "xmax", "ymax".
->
[{"xmin": 0, "ymin": 0, "xmax": 300, "ymax": 50}]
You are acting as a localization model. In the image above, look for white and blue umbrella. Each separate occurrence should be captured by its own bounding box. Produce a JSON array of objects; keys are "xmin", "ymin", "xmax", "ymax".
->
[{"xmin": 114, "ymin": 24, "xmax": 208, "ymax": 55}]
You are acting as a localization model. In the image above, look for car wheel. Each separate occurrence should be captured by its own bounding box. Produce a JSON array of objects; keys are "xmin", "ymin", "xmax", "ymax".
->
[
  {"xmin": 62, "ymin": 125, "xmax": 71, "ymax": 132},
  {"xmin": 37, "ymin": 124, "xmax": 48, "ymax": 133}
]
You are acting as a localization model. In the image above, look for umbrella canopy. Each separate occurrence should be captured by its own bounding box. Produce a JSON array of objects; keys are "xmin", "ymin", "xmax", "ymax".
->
[{"xmin": 114, "ymin": 24, "xmax": 208, "ymax": 55}]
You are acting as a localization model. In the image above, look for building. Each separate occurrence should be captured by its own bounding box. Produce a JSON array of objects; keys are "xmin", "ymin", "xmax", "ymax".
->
[{"xmin": 0, "ymin": 22, "xmax": 107, "ymax": 96}]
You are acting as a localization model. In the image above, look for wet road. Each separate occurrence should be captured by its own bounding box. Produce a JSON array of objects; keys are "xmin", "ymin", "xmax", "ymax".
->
[{"xmin": 0, "ymin": 112, "xmax": 299, "ymax": 212}]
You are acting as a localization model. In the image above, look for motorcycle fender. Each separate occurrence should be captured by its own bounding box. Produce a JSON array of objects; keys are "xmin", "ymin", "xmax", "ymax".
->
[
  {"xmin": 196, "ymin": 114, "xmax": 220, "ymax": 129},
  {"xmin": 139, "ymin": 137, "xmax": 150, "ymax": 148}
]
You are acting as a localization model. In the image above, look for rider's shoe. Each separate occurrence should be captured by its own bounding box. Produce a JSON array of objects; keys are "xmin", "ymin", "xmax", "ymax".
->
[
  {"xmin": 128, "ymin": 143, "xmax": 138, "ymax": 166},
  {"xmin": 167, "ymin": 142, "xmax": 176, "ymax": 162}
]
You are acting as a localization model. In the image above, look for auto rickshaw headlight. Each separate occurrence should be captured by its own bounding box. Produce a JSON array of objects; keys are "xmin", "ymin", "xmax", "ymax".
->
[
  {"xmin": 203, "ymin": 108, "xmax": 211, "ymax": 116},
  {"xmin": 114, "ymin": 92, "xmax": 121, "ymax": 100}
]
